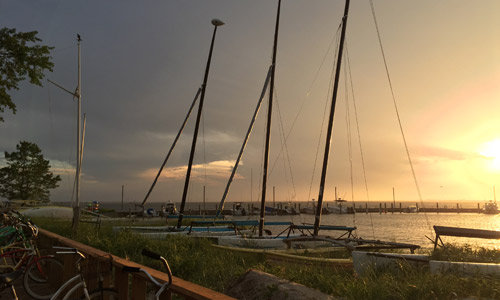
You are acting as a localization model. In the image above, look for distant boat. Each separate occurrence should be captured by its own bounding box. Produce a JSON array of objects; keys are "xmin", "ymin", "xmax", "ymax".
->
[
  {"xmin": 326, "ymin": 198, "xmax": 352, "ymax": 214},
  {"xmin": 300, "ymin": 199, "xmax": 330, "ymax": 215},
  {"xmin": 231, "ymin": 203, "xmax": 247, "ymax": 216},
  {"xmin": 483, "ymin": 200, "xmax": 499, "ymax": 214},
  {"xmin": 405, "ymin": 205, "xmax": 418, "ymax": 213}
]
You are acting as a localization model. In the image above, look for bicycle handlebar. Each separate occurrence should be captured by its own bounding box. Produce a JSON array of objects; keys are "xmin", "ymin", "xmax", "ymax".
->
[
  {"xmin": 123, "ymin": 248, "xmax": 173, "ymax": 299},
  {"xmin": 141, "ymin": 248, "xmax": 161, "ymax": 260}
]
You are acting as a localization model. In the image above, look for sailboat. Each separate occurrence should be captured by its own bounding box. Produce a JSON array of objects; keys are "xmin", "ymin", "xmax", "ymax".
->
[
  {"xmin": 217, "ymin": 0, "xmax": 362, "ymax": 250},
  {"xmin": 483, "ymin": 187, "xmax": 499, "ymax": 214}
]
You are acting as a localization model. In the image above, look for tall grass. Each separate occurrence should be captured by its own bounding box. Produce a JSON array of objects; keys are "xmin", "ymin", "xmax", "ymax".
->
[{"xmin": 33, "ymin": 218, "xmax": 500, "ymax": 299}]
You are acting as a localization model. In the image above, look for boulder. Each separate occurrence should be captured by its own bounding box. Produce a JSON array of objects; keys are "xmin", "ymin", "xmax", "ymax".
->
[{"xmin": 226, "ymin": 269, "xmax": 335, "ymax": 300}]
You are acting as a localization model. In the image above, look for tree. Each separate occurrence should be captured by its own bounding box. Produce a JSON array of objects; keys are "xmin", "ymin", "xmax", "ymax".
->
[
  {"xmin": 0, "ymin": 27, "xmax": 54, "ymax": 122},
  {"xmin": 0, "ymin": 141, "xmax": 61, "ymax": 203}
]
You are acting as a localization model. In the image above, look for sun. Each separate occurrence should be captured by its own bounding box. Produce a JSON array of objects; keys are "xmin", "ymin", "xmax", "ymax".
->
[{"xmin": 479, "ymin": 139, "xmax": 500, "ymax": 170}]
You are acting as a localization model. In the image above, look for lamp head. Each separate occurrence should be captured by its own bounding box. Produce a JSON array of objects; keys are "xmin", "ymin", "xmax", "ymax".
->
[{"xmin": 211, "ymin": 19, "xmax": 225, "ymax": 27}]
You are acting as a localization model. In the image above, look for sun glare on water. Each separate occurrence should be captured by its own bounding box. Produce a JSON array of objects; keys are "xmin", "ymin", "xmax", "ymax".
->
[{"xmin": 479, "ymin": 139, "xmax": 500, "ymax": 171}]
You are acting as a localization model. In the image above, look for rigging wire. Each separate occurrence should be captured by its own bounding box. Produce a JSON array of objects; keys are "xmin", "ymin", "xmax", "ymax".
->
[
  {"xmin": 303, "ymin": 23, "xmax": 342, "ymax": 224},
  {"xmin": 46, "ymin": 83, "xmax": 73, "ymax": 200},
  {"xmin": 270, "ymin": 89, "xmax": 297, "ymax": 201},
  {"xmin": 369, "ymin": 0, "xmax": 431, "ymax": 232},
  {"xmin": 272, "ymin": 90, "xmax": 297, "ymax": 223},
  {"xmin": 345, "ymin": 44, "xmax": 375, "ymax": 238},
  {"xmin": 342, "ymin": 52, "xmax": 356, "ymax": 233},
  {"xmin": 202, "ymin": 109, "xmax": 208, "ymax": 205}
]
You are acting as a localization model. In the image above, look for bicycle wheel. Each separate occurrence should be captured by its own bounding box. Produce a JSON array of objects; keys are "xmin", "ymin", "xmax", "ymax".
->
[
  {"xmin": 23, "ymin": 256, "xmax": 64, "ymax": 300},
  {"xmin": 83, "ymin": 288, "xmax": 119, "ymax": 299}
]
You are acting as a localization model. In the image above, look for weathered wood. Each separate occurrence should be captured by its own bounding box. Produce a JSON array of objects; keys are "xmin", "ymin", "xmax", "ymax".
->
[
  {"xmin": 433, "ymin": 225, "xmax": 500, "ymax": 250},
  {"xmin": 114, "ymin": 267, "xmax": 129, "ymax": 299},
  {"xmin": 434, "ymin": 226, "xmax": 500, "ymax": 239},
  {"xmin": 38, "ymin": 228, "xmax": 236, "ymax": 300},
  {"xmin": 132, "ymin": 274, "xmax": 147, "ymax": 300}
]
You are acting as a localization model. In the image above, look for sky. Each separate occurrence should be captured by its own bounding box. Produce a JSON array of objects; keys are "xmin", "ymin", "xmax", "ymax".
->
[{"xmin": 1, "ymin": 0, "xmax": 500, "ymax": 206}]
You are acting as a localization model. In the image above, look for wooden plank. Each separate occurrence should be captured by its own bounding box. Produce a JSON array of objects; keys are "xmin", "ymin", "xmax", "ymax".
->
[
  {"xmin": 39, "ymin": 228, "xmax": 236, "ymax": 300},
  {"xmin": 434, "ymin": 226, "xmax": 500, "ymax": 239},
  {"xmin": 132, "ymin": 274, "xmax": 147, "ymax": 300},
  {"xmin": 114, "ymin": 267, "xmax": 129, "ymax": 300}
]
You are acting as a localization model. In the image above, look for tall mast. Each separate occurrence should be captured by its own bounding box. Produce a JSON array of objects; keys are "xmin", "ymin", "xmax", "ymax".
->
[
  {"xmin": 259, "ymin": 0, "xmax": 281, "ymax": 237},
  {"xmin": 177, "ymin": 19, "xmax": 225, "ymax": 228},
  {"xmin": 73, "ymin": 34, "xmax": 82, "ymax": 236},
  {"xmin": 313, "ymin": 0, "xmax": 350, "ymax": 236}
]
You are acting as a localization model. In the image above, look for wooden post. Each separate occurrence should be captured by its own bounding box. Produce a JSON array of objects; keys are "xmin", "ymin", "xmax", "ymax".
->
[
  {"xmin": 115, "ymin": 267, "xmax": 129, "ymax": 299},
  {"xmin": 131, "ymin": 274, "xmax": 147, "ymax": 300},
  {"xmin": 436, "ymin": 202, "xmax": 439, "ymax": 214},
  {"xmin": 365, "ymin": 203, "xmax": 368, "ymax": 214},
  {"xmin": 457, "ymin": 203, "xmax": 460, "ymax": 214},
  {"xmin": 379, "ymin": 203, "xmax": 382, "ymax": 214},
  {"xmin": 391, "ymin": 203, "xmax": 394, "ymax": 214},
  {"xmin": 399, "ymin": 203, "xmax": 402, "ymax": 213}
]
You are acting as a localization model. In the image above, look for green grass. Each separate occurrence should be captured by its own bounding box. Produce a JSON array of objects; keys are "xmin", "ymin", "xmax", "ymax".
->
[{"xmin": 32, "ymin": 218, "xmax": 500, "ymax": 299}]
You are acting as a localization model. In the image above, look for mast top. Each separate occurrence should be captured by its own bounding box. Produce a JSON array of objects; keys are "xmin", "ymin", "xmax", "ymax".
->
[{"xmin": 211, "ymin": 19, "xmax": 225, "ymax": 26}]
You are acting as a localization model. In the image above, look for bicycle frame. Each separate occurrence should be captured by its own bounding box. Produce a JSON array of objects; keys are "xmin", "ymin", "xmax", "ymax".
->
[{"xmin": 49, "ymin": 272, "xmax": 90, "ymax": 300}]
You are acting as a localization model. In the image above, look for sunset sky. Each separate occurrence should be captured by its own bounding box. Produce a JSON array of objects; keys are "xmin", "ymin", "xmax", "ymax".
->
[{"xmin": 1, "ymin": 0, "xmax": 500, "ymax": 206}]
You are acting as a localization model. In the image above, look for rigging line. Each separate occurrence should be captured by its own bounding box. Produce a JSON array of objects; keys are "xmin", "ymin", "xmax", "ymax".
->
[
  {"xmin": 272, "ymin": 23, "xmax": 343, "ymax": 202},
  {"xmin": 306, "ymin": 21, "xmax": 343, "ymax": 96},
  {"xmin": 269, "ymin": 89, "xmax": 297, "ymax": 200},
  {"xmin": 141, "ymin": 88, "xmax": 202, "ymax": 207},
  {"xmin": 216, "ymin": 66, "xmax": 272, "ymax": 217},
  {"xmin": 47, "ymin": 83, "xmax": 72, "ymax": 195},
  {"xmin": 369, "ymin": 0, "xmax": 431, "ymax": 232},
  {"xmin": 345, "ymin": 43, "xmax": 376, "ymax": 236},
  {"xmin": 274, "ymin": 91, "xmax": 297, "ymax": 223},
  {"xmin": 306, "ymin": 28, "xmax": 342, "ymax": 206},
  {"xmin": 202, "ymin": 106, "xmax": 207, "ymax": 196},
  {"xmin": 342, "ymin": 53, "xmax": 356, "ymax": 232}
]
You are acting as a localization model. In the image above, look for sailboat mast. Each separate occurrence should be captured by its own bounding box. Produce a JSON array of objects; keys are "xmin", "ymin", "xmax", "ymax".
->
[
  {"xmin": 177, "ymin": 20, "xmax": 224, "ymax": 228},
  {"xmin": 259, "ymin": 0, "xmax": 281, "ymax": 237},
  {"xmin": 72, "ymin": 34, "xmax": 82, "ymax": 236},
  {"xmin": 313, "ymin": 0, "xmax": 350, "ymax": 236}
]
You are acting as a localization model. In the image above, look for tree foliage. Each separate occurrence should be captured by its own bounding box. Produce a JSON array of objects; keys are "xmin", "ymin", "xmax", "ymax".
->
[
  {"xmin": 0, "ymin": 27, "xmax": 54, "ymax": 122},
  {"xmin": 0, "ymin": 141, "xmax": 61, "ymax": 202}
]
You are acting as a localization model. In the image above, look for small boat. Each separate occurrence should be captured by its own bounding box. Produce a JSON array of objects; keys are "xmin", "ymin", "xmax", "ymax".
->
[
  {"xmin": 274, "ymin": 202, "xmax": 299, "ymax": 215},
  {"xmin": 231, "ymin": 203, "xmax": 247, "ymax": 216},
  {"xmin": 483, "ymin": 200, "xmax": 499, "ymax": 214},
  {"xmin": 161, "ymin": 203, "xmax": 178, "ymax": 216},
  {"xmin": 326, "ymin": 199, "xmax": 351, "ymax": 214},
  {"xmin": 405, "ymin": 205, "xmax": 418, "ymax": 213},
  {"xmin": 300, "ymin": 199, "xmax": 330, "ymax": 215}
]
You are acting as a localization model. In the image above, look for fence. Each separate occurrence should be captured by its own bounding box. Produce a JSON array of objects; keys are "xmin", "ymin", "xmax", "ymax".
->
[{"xmin": 38, "ymin": 228, "xmax": 235, "ymax": 300}]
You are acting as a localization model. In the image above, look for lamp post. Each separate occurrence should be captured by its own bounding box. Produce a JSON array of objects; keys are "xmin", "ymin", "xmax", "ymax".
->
[{"xmin": 177, "ymin": 19, "xmax": 225, "ymax": 228}]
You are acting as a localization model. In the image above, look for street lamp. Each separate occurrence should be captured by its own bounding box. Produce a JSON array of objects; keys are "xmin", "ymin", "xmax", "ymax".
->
[{"xmin": 177, "ymin": 19, "xmax": 225, "ymax": 228}]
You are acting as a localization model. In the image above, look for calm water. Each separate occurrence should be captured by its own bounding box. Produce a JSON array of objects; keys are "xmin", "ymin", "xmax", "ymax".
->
[
  {"xmin": 76, "ymin": 201, "xmax": 500, "ymax": 250},
  {"xmin": 244, "ymin": 213, "xmax": 500, "ymax": 250}
]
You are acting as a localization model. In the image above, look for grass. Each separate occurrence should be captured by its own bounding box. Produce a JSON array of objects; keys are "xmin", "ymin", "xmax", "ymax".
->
[{"xmin": 32, "ymin": 217, "xmax": 500, "ymax": 299}]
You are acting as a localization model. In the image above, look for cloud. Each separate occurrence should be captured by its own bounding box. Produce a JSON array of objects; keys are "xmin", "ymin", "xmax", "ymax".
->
[
  {"xmin": 138, "ymin": 159, "xmax": 242, "ymax": 182},
  {"xmin": 412, "ymin": 145, "xmax": 482, "ymax": 164}
]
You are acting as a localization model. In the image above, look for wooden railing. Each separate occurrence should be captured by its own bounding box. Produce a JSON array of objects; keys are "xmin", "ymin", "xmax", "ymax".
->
[{"xmin": 38, "ymin": 228, "xmax": 235, "ymax": 300}]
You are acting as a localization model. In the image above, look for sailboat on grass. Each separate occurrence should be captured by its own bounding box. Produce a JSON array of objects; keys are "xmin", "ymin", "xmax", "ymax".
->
[{"xmin": 217, "ymin": 0, "xmax": 421, "ymax": 253}]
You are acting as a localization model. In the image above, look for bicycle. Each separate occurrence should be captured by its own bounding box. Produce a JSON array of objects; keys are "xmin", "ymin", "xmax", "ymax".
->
[
  {"xmin": 122, "ymin": 248, "xmax": 173, "ymax": 300},
  {"xmin": 49, "ymin": 247, "xmax": 118, "ymax": 300},
  {"xmin": 0, "ymin": 269, "xmax": 23, "ymax": 299},
  {"xmin": 0, "ymin": 212, "xmax": 64, "ymax": 300}
]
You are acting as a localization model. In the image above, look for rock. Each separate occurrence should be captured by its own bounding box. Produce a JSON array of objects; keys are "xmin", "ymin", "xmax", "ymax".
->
[{"xmin": 226, "ymin": 269, "xmax": 336, "ymax": 300}]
